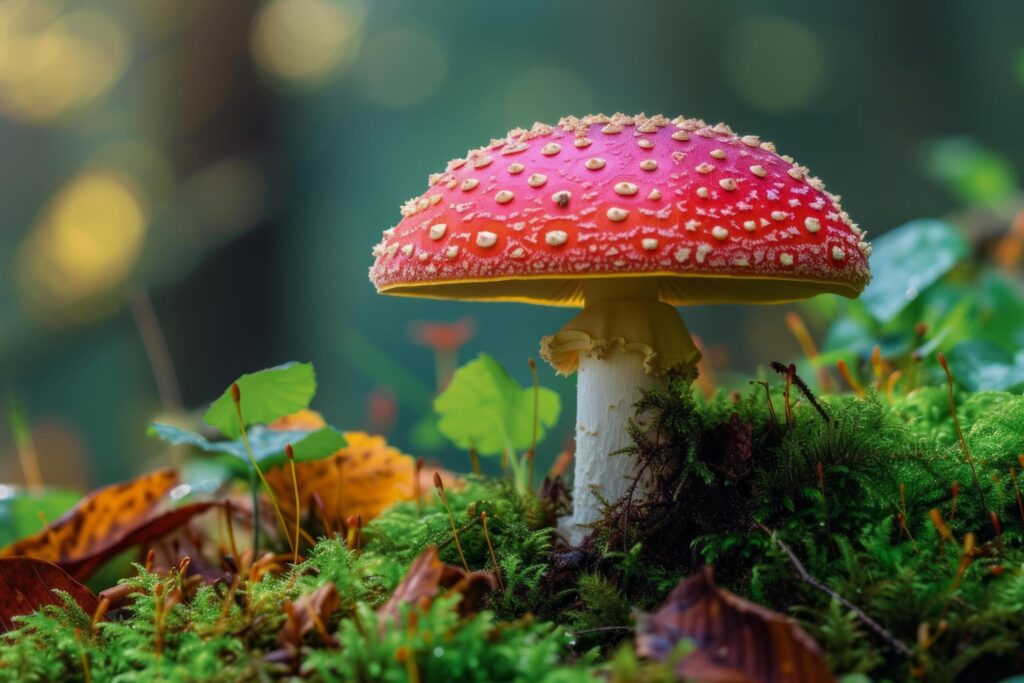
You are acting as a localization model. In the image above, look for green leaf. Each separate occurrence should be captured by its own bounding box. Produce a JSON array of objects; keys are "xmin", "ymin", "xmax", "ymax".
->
[
  {"xmin": 287, "ymin": 427, "xmax": 348, "ymax": 463},
  {"xmin": 822, "ymin": 317, "xmax": 876, "ymax": 357},
  {"xmin": 409, "ymin": 414, "xmax": 446, "ymax": 453},
  {"xmin": 203, "ymin": 362, "xmax": 317, "ymax": 439},
  {"xmin": 0, "ymin": 489, "xmax": 80, "ymax": 546},
  {"xmin": 7, "ymin": 395, "xmax": 31, "ymax": 449},
  {"xmin": 925, "ymin": 137, "xmax": 1018, "ymax": 206},
  {"xmin": 860, "ymin": 219, "xmax": 968, "ymax": 324},
  {"xmin": 434, "ymin": 353, "xmax": 561, "ymax": 456},
  {"xmin": 976, "ymin": 271, "xmax": 1024, "ymax": 349},
  {"xmin": 149, "ymin": 422, "xmax": 346, "ymax": 473},
  {"xmin": 945, "ymin": 340, "xmax": 1024, "ymax": 392}
]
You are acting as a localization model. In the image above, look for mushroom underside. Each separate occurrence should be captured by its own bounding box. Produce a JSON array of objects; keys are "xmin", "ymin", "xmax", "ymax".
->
[{"xmin": 376, "ymin": 272, "xmax": 861, "ymax": 307}]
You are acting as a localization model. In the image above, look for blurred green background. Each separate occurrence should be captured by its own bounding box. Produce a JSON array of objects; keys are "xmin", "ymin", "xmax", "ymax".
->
[{"xmin": 1, "ymin": 0, "xmax": 1022, "ymax": 488}]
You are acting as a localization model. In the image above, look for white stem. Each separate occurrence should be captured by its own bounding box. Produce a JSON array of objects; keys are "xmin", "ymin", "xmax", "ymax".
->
[{"xmin": 559, "ymin": 348, "xmax": 666, "ymax": 545}]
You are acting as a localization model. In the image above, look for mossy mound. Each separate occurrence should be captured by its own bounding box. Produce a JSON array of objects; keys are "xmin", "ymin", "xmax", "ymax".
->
[{"xmin": 3, "ymin": 382, "xmax": 1024, "ymax": 682}]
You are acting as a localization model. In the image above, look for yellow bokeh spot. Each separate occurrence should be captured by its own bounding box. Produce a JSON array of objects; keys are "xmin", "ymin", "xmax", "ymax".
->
[
  {"xmin": 0, "ymin": 2, "xmax": 130, "ymax": 123},
  {"xmin": 19, "ymin": 169, "xmax": 147, "ymax": 320},
  {"xmin": 250, "ymin": 0, "xmax": 366, "ymax": 86}
]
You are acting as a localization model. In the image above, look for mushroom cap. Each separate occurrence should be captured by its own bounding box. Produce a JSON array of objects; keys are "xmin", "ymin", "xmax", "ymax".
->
[{"xmin": 369, "ymin": 113, "xmax": 871, "ymax": 307}]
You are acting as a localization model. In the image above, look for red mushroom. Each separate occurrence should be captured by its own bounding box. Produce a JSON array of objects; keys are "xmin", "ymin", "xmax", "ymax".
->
[
  {"xmin": 409, "ymin": 317, "xmax": 477, "ymax": 391},
  {"xmin": 369, "ymin": 113, "xmax": 871, "ymax": 543}
]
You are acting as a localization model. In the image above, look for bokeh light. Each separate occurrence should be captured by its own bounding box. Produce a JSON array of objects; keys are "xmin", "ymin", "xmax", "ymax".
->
[
  {"xmin": 724, "ymin": 15, "xmax": 825, "ymax": 112},
  {"xmin": 0, "ymin": 2, "xmax": 130, "ymax": 123},
  {"xmin": 355, "ymin": 28, "xmax": 447, "ymax": 108},
  {"xmin": 504, "ymin": 66, "xmax": 593, "ymax": 123},
  {"xmin": 250, "ymin": 0, "xmax": 367, "ymax": 87},
  {"xmin": 0, "ymin": 0, "xmax": 1020, "ymax": 499},
  {"xmin": 127, "ymin": 0, "xmax": 205, "ymax": 42},
  {"xmin": 18, "ymin": 169, "xmax": 147, "ymax": 321}
]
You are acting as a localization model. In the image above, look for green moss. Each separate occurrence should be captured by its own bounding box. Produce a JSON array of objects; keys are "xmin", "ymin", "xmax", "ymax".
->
[{"xmin": 4, "ymin": 381, "xmax": 1024, "ymax": 682}]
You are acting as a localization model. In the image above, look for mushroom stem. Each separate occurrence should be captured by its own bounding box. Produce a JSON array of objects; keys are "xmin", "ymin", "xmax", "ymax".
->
[
  {"xmin": 543, "ymin": 282, "xmax": 701, "ymax": 545},
  {"xmin": 561, "ymin": 348, "xmax": 664, "ymax": 543}
]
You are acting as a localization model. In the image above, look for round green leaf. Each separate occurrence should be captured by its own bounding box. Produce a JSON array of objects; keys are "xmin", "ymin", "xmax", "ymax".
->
[
  {"xmin": 203, "ymin": 362, "xmax": 317, "ymax": 439},
  {"xmin": 434, "ymin": 353, "xmax": 561, "ymax": 456}
]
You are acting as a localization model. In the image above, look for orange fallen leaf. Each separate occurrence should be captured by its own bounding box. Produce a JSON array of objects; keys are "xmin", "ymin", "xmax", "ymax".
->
[
  {"xmin": 0, "ymin": 469, "xmax": 177, "ymax": 564},
  {"xmin": 377, "ymin": 546, "xmax": 496, "ymax": 626},
  {"xmin": 268, "ymin": 409, "xmax": 328, "ymax": 432},
  {"xmin": 64, "ymin": 502, "xmax": 221, "ymax": 580},
  {"xmin": 0, "ymin": 557, "xmax": 100, "ymax": 633},
  {"xmin": 266, "ymin": 413, "xmax": 452, "ymax": 529},
  {"xmin": 266, "ymin": 431, "xmax": 417, "ymax": 528},
  {"xmin": 0, "ymin": 469, "xmax": 220, "ymax": 580},
  {"xmin": 636, "ymin": 566, "xmax": 834, "ymax": 683}
]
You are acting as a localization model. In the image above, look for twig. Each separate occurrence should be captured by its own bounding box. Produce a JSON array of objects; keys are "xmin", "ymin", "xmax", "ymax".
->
[
  {"xmin": 572, "ymin": 625, "xmax": 635, "ymax": 637},
  {"xmin": 130, "ymin": 287, "xmax": 184, "ymax": 469},
  {"xmin": 758, "ymin": 524, "xmax": 913, "ymax": 658},
  {"xmin": 8, "ymin": 395, "xmax": 43, "ymax": 492},
  {"xmin": 129, "ymin": 287, "xmax": 182, "ymax": 412}
]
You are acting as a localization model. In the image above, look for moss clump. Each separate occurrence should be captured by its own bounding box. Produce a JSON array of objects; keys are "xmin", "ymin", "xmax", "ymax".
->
[
  {"xmin": 566, "ymin": 380, "xmax": 1024, "ymax": 681},
  {"xmin": 3, "ymin": 381, "xmax": 1024, "ymax": 682}
]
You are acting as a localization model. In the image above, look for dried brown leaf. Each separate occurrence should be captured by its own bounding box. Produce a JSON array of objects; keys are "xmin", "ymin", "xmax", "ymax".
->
[
  {"xmin": 0, "ymin": 469, "xmax": 221, "ymax": 580},
  {"xmin": 377, "ymin": 546, "xmax": 496, "ymax": 626},
  {"xmin": 62, "ymin": 502, "xmax": 221, "ymax": 580},
  {"xmin": 0, "ymin": 469, "xmax": 178, "ymax": 566},
  {"xmin": 636, "ymin": 566, "xmax": 834, "ymax": 683},
  {"xmin": 279, "ymin": 582, "xmax": 340, "ymax": 646},
  {"xmin": 0, "ymin": 557, "xmax": 99, "ymax": 632},
  {"xmin": 265, "ymin": 424, "xmax": 454, "ymax": 530}
]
